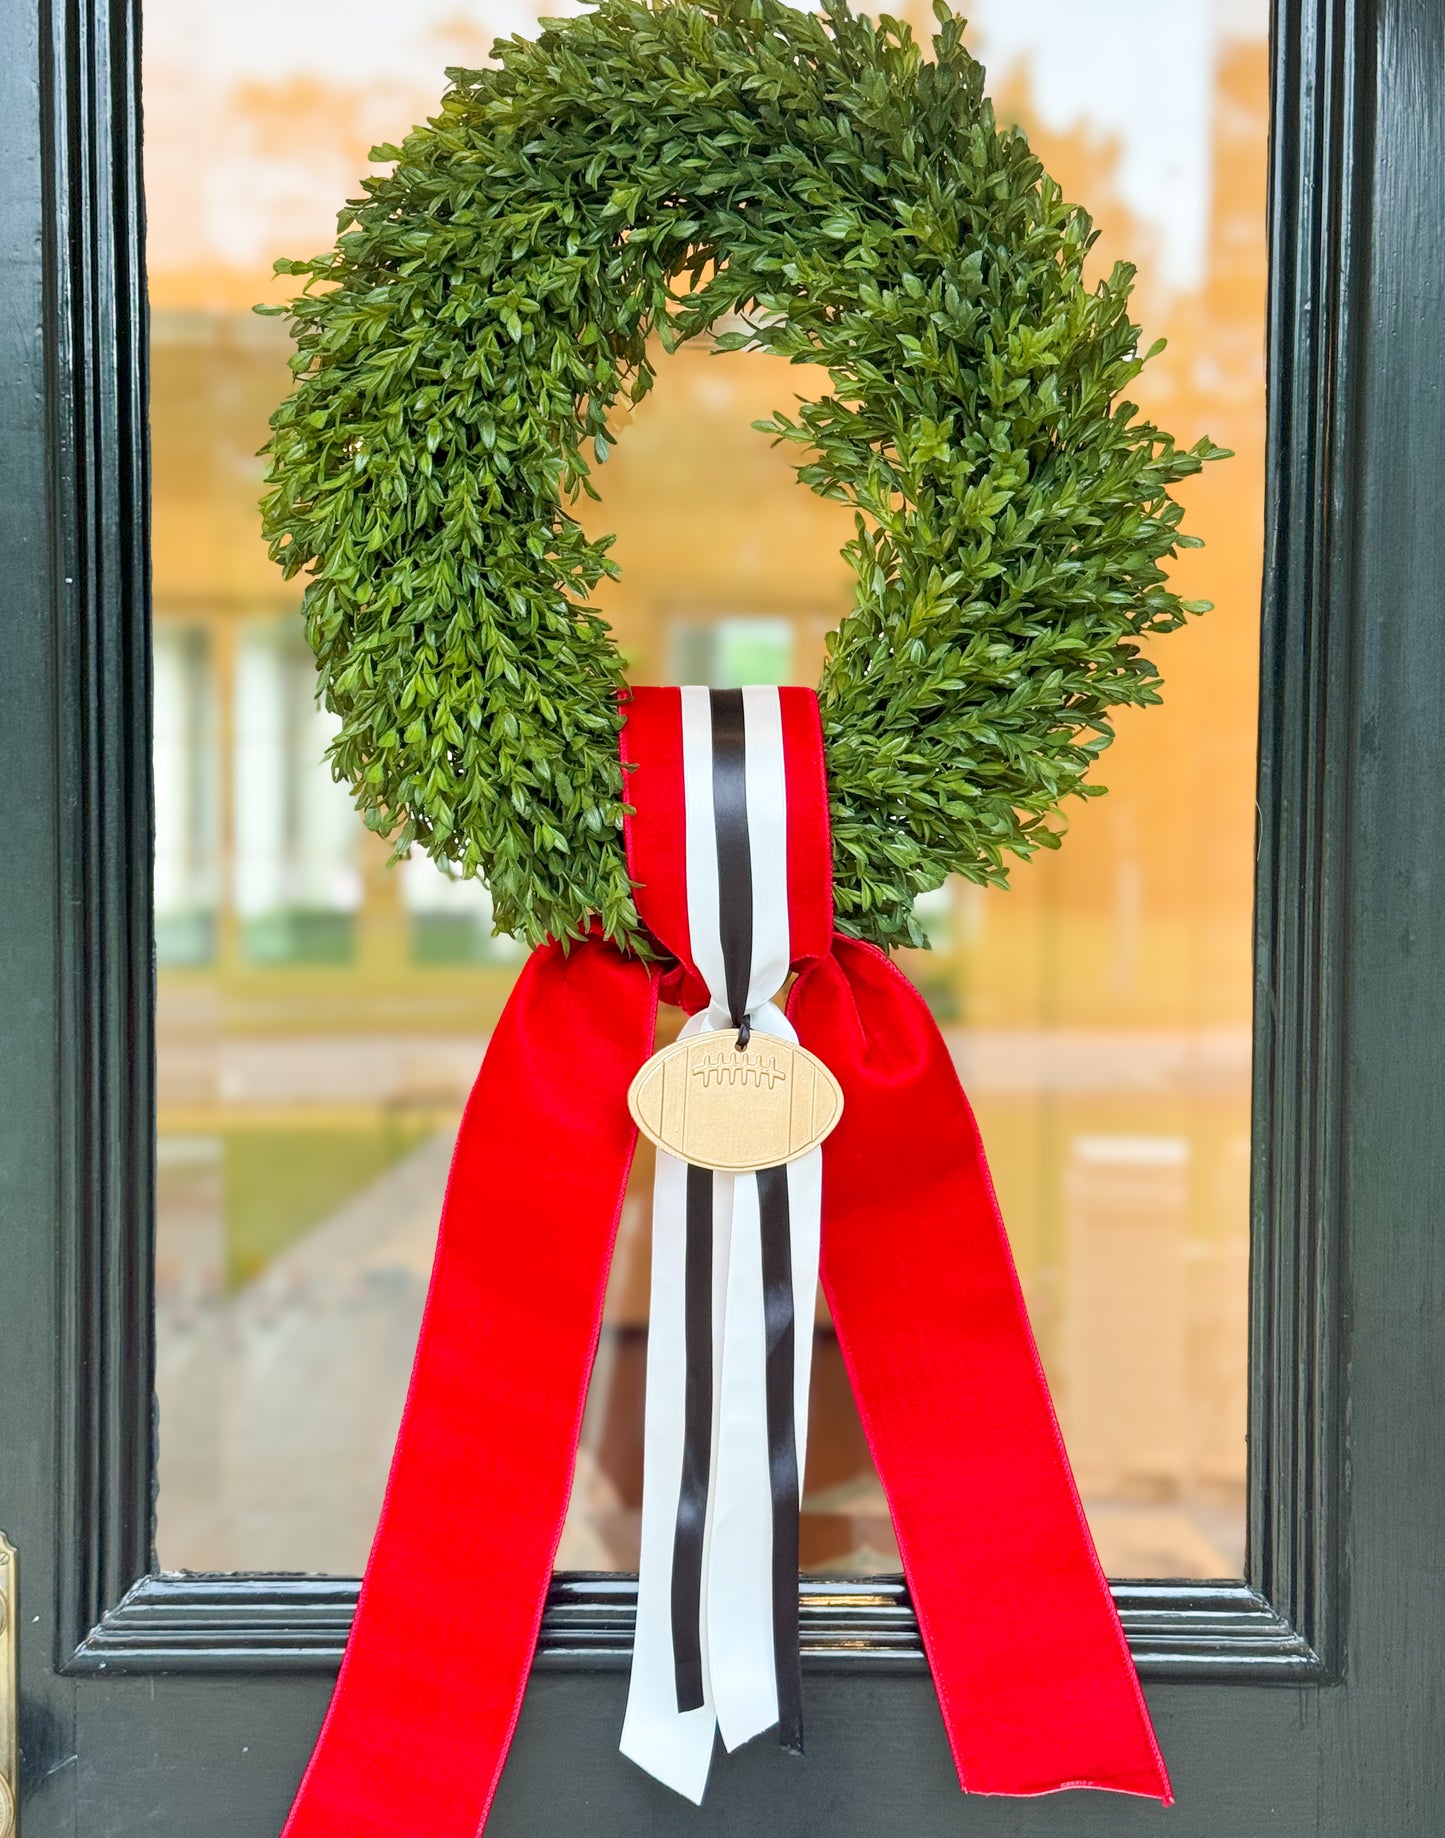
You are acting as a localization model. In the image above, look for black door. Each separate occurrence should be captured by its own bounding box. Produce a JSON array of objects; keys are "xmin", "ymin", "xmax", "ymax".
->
[{"xmin": 2, "ymin": 0, "xmax": 1442, "ymax": 1832}]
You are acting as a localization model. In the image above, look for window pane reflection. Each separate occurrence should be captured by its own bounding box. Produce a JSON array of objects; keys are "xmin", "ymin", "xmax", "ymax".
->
[{"xmin": 148, "ymin": 0, "xmax": 1266, "ymax": 1580}]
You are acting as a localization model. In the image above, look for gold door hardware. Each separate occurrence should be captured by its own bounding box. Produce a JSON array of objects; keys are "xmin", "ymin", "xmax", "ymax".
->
[{"xmin": 0, "ymin": 1531, "xmax": 15, "ymax": 1837}]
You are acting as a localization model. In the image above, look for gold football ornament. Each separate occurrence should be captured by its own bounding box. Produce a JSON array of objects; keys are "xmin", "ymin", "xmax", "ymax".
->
[{"xmin": 627, "ymin": 1029, "xmax": 843, "ymax": 1173}]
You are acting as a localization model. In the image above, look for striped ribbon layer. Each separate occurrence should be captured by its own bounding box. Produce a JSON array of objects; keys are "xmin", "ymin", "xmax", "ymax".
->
[{"xmin": 620, "ymin": 686, "xmax": 822, "ymax": 1802}]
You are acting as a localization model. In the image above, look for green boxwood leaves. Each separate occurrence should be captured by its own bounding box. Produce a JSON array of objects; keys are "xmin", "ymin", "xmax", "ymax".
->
[{"xmin": 260, "ymin": 0, "xmax": 1222, "ymax": 954}]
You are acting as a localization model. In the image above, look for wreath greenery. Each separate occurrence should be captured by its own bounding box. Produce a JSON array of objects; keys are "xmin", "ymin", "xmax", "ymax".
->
[{"xmin": 260, "ymin": 0, "xmax": 1224, "ymax": 954}]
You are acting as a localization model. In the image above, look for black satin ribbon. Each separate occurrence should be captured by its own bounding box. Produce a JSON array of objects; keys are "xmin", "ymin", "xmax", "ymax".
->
[
  {"xmin": 758, "ymin": 1161, "xmax": 804, "ymax": 1754},
  {"xmin": 670, "ymin": 1162, "xmax": 714, "ymax": 1713},
  {"xmin": 669, "ymin": 687, "xmax": 751, "ymax": 1713},
  {"xmin": 665, "ymin": 687, "xmax": 803, "ymax": 1749},
  {"xmin": 708, "ymin": 688, "xmax": 753, "ymax": 1029}
]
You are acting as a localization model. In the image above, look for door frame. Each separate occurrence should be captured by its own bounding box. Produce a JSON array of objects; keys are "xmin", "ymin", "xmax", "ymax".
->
[
  {"xmin": 7, "ymin": 0, "xmax": 1443, "ymax": 1831},
  {"xmin": 47, "ymin": 0, "xmax": 1348, "ymax": 1681}
]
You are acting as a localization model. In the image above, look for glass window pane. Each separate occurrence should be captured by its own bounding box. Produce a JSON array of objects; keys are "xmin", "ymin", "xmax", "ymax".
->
[{"xmin": 148, "ymin": 0, "xmax": 1265, "ymax": 1579}]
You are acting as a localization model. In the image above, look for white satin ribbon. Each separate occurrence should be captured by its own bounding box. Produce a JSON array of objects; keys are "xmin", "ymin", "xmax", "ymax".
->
[{"xmin": 620, "ymin": 688, "xmax": 820, "ymax": 1803}]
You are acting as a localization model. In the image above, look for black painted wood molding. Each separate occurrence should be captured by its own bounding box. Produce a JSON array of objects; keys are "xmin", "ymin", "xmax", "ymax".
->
[
  {"xmin": 66, "ymin": 1575, "xmax": 1322, "ymax": 1680},
  {"xmin": 45, "ymin": 0, "xmax": 158, "ymax": 1663},
  {"xmin": 1248, "ymin": 0, "xmax": 1364, "ymax": 1676}
]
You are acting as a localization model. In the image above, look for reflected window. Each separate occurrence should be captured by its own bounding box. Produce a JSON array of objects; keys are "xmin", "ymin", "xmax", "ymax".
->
[
  {"xmin": 153, "ymin": 625, "xmax": 219, "ymax": 967},
  {"xmin": 403, "ymin": 858, "xmax": 527, "ymax": 969},
  {"xmin": 669, "ymin": 614, "xmax": 796, "ymax": 688},
  {"xmin": 234, "ymin": 622, "xmax": 359, "ymax": 965}
]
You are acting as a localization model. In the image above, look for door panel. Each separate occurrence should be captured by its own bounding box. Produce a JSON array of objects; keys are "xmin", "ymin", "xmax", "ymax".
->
[
  {"xmin": 73, "ymin": 1676, "xmax": 1322, "ymax": 1837},
  {"xmin": 3, "ymin": 0, "xmax": 1441, "ymax": 1834}
]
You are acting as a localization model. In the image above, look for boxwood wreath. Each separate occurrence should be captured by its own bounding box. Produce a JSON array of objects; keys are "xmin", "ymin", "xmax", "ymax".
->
[{"xmin": 260, "ymin": 0, "xmax": 1225, "ymax": 955}]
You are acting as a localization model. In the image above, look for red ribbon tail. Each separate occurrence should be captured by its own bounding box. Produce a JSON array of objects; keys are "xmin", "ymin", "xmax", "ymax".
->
[
  {"xmin": 790, "ymin": 935, "xmax": 1173, "ymax": 1804},
  {"xmin": 282, "ymin": 937, "xmax": 659, "ymax": 1838}
]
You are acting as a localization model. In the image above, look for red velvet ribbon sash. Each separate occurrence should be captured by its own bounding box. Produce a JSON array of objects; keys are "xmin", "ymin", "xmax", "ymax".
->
[
  {"xmin": 280, "ymin": 940, "xmax": 660, "ymax": 1838},
  {"xmin": 281, "ymin": 686, "xmax": 1170, "ymax": 1838},
  {"xmin": 791, "ymin": 940, "xmax": 1171, "ymax": 1800}
]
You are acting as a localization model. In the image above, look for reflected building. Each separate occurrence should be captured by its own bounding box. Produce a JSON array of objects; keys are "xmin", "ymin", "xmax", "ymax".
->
[{"xmin": 147, "ymin": 6, "xmax": 1267, "ymax": 1580}]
